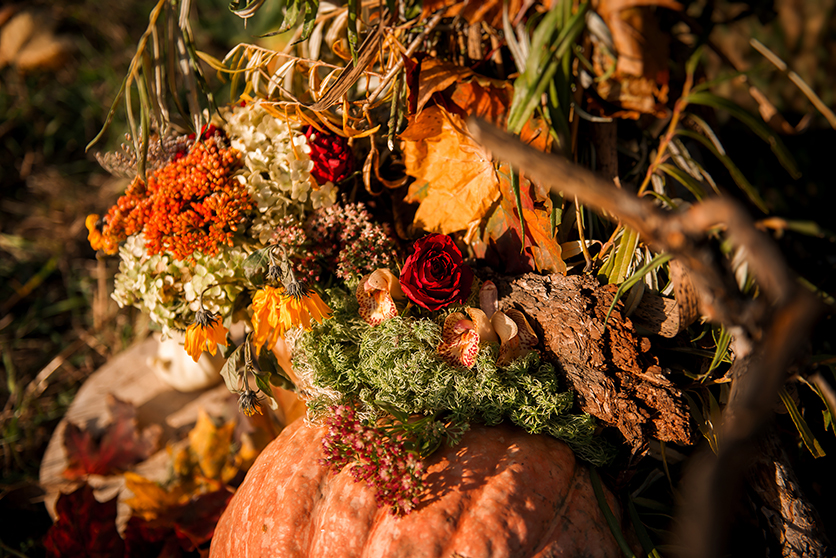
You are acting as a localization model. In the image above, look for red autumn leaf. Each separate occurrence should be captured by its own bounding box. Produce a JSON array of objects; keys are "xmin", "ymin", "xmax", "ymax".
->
[
  {"xmin": 123, "ymin": 489, "xmax": 233, "ymax": 558},
  {"xmin": 63, "ymin": 394, "xmax": 161, "ymax": 479},
  {"xmin": 43, "ymin": 483, "xmax": 125, "ymax": 558}
]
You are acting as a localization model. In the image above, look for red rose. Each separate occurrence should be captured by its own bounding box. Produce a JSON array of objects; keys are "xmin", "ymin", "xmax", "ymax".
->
[
  {"xmin": 399, "ymin": 234, "xmax": 474, "ymax": 311},
  {"xmin": 305, "ymin": 126, "xmax": 355, "ymax": 185}
]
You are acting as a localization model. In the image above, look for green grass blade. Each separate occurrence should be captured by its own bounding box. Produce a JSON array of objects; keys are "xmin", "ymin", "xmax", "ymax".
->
[
  {"xmin": 347, "ymin": 0, "xmax": 359, "ymax": 65},
  {"xmin": 779, "ymin": 387, "xmax": 826, "ymax": 457},
  {"xmin": 590, "ymin": 468, "xmax": 637, "ymax": 558},
  {"xmin": 657, "ymin": 163, "xmax": 707, "ymax": 201},
  {"xmin": 603, "ymin": 252, "xmax": 672, "ymax": 330},
  {"xmin": 507, "ymin": 3, "xmax": 587, "ymax": 133},
  {"xmin": 136, "ymin": 62, "xmax": 152, "ymax": 182},
  {"xmin": 798, "ymin": 374, "xmax": 836, "ymax": 436},
  {"xmin": 676, "ymin": 129, "xmax": 768, "ymax": 213},
  {"xmin": 608, "ymin": 226, "xmax": 641, "ymax": 285},
  {"xmin": 627, "ymin": 496, "xmax": 664, "ymax": 558},
  {"xmin": 705, "ymin": 325, "xmax": 732, "ymax": 379},
  {"xmin": 685, "ymin": 91, "xmax": 800, "ymax": 179}
]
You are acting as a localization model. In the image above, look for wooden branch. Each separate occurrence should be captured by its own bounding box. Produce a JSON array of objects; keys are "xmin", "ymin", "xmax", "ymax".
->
[{"xmin": 467, "ymin": 117, "xmax": 825, "ymax": 558}]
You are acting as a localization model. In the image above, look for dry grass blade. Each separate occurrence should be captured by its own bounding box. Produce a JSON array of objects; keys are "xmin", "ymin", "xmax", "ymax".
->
[
  {"xmin": 309, "ymin": 21, "xmax": 385, "ymax": 111},
  {"xmin": 749, "ymin": 38, "xmax": 836, "ymax": 130}
]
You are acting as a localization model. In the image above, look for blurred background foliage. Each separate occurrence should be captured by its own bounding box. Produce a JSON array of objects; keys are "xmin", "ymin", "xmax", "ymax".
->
[{"xmin": 0, "ymin": 0, "xmax": 834, "ymax": 555}]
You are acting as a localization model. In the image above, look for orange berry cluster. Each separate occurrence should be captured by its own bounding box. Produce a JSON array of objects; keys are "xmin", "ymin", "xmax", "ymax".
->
[{"xmin": 97, "ymin": 133, "xmax": 250, "ymax": 261}]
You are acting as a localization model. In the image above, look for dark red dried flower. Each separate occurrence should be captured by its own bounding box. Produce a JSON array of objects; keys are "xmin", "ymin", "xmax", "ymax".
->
[{"xmin": 304, "ymin": 126, "xmax": 355, "ymax": 185}]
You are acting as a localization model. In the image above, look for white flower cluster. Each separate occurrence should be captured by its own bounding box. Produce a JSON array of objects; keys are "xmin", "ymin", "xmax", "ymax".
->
[
  {"xmin": 222, "ymin": 103, "xmax": 338, "ymax": 245},
  {"xmin": 112, "ymin": 235, "xmax": 247, "ymax": 338}
]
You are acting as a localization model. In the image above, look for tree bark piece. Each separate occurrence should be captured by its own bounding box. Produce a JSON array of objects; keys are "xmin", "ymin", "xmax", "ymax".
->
[
  {"xmin": 493, "ymin": 272, "xmax": 695, "ymax": 454},
  {"xmin": 748, "ymin": 429, "xmax": 832, "ymax": 557}
]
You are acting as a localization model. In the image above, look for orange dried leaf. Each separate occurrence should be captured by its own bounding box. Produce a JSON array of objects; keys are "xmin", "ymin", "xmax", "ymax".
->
[
  {"xmin": 420, "ymin": 0, "xmax": 525, "ymax": 28},
  {"xmin": 188, "ymin": 409, "xmax": 236, "ymax": 481},
  {"xmin": 408, "ymin": 57, "xmax": 511, "ymax": 122},
  {"xmin": 124, "ymin": 471, "xmax": 190, "ymax": 521},
  {"xmin": 483, "ymin": 166, "xmax": 566, "ymax": 274},
  {"xmin": 401, "ymin": 106, "xmax": 501, "ymax": 235}
]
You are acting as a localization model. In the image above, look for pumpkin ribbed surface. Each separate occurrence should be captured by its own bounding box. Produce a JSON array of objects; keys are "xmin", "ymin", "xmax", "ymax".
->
[{"xmin": 211, "ymin": 419, "xmax": 625, "ymax": 558}]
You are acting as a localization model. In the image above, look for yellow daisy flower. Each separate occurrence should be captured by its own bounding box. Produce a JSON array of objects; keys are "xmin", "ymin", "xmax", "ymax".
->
[
  {"xmin": 251, "ymin": 285, "xmax": 332, "ymax": 351},
  {"xmin": 184, "ymin": 310, "xmax": 229, "ymax": 362}
]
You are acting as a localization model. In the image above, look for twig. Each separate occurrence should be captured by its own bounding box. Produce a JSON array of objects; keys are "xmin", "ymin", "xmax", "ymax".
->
[{"xmin": 366, "ymin": 11, "xmax": 445, "ymax": 105}]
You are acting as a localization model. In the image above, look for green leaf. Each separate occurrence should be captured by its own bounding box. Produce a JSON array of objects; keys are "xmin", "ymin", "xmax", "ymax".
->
[
  {"xmin": 219, "ymin": 344, "xmax": 245, "ymax": 393},
  {"xmin": 242, "ymin": 246, "xmax": 272, "ymax": 286},
  {"xmin": 260, "ymin": 0, "xmax": 302, "ymax": 37},
  {"xmin": 507, "ymin": 3, "xmax": 588, "ymax": 134},
  {"xmin": 256, "ymin": 348, "xmax": 279, "ymax": 375},
  {"xmin": 253, "ymin": 372, "xmax": 279, "ymax": 410},
  {"xmin": 684, "ymin": 91, "xmax": 800, "ymax": 180},
  {"xmin": 296, "ymin": 0, "xmax": 320, "ymax": 43},
  {"xmin": 676, "ymin": 129, "xmax": 769, "ymax": 213},
  {"xmin": 779, "ymin": 387, "xmax": 826, "ymax": 457}
]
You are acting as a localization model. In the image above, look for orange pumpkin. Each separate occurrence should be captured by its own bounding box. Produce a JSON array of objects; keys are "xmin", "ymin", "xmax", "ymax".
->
[{"xmin": 211, "ymin": 419, "xmax": 629, "ymax": 558}]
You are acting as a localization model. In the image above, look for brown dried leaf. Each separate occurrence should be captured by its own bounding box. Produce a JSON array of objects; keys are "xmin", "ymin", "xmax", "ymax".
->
[
  {"xmin": 591, "ymin": 0, "xmax": 682, "ymax": 117},
  {"xmin": 420, "ymin": 0, "xmax": 526, "ymax": 28}
]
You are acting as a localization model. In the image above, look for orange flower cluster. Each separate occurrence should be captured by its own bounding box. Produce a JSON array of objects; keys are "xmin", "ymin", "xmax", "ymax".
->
[
  {"xmin": 90, "ymin": 134, "xmax": 249, "ymax": 261},
  {"xmin": 143, "ymin": 138, "xmax": 248, "ymax": 260},
  {"xmin": 89, "ymin": 178, "xmax": 151, "ymax": 254}
]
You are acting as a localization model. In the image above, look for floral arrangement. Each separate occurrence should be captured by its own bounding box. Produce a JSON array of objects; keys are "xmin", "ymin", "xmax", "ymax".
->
[
  {"xmin": 77, "ymin": 0, "xmax": 831, "ymax": 533},
  {"xmin": 87, "ymin": 96, "xmax": 613, "ymax": 513}
]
